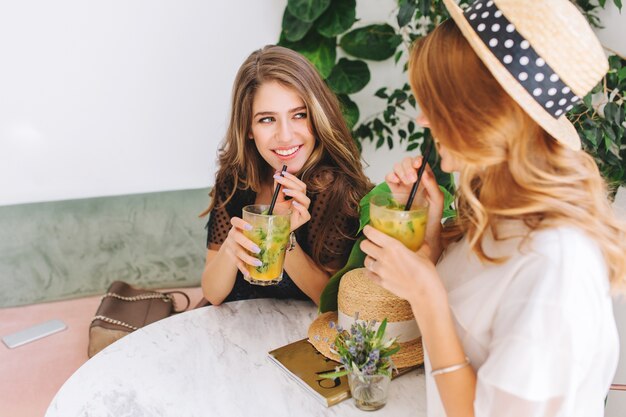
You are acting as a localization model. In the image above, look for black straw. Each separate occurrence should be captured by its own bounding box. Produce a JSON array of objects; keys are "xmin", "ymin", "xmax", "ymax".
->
[
  {"xmin": 404, "ymin": 139, "xmax": 433, "ymax": 211},
  {"xmin": 267, "ymin": 165, "xmax": 288, "ymax": 215}
]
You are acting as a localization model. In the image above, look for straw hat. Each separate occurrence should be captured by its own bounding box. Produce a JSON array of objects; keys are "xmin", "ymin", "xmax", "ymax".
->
[
  {"xmin": 308, "ymin": 268, "xmax": 423, "ymax": 369},
  {"xmin": 442, "ymin": 0, "xmax": 608, "ymax": 150}
]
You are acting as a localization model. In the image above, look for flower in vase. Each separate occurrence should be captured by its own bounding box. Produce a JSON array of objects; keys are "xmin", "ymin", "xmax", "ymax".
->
[{"xmin": 321, "ymin": 314, "xmax": 399, "ymax": 379}]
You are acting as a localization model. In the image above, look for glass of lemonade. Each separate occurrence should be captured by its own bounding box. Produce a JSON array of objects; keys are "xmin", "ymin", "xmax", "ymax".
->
[
  {"xmin": 369, "ymin": 191, "xmax": 428, "ymax": 251},
  {"xmin": 242, "ymin": 204, "xmax": 291, "ymax": 286}
]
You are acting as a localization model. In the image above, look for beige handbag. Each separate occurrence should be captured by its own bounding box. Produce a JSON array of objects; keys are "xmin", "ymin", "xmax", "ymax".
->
[{"xmin": 88, "ymin": 281, "xmax": 190, "ymax": 358}]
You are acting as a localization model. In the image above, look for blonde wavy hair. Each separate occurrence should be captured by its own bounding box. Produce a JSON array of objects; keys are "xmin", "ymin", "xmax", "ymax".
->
[{"xmin": 409, "ymin": 19, "xmax": 626, "ymax": 288}]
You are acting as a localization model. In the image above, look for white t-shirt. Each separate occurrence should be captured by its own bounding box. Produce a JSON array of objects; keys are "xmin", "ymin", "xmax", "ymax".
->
[{"xmin": 428, "ymin": 222, "xmax": 619, "ymax": 417}]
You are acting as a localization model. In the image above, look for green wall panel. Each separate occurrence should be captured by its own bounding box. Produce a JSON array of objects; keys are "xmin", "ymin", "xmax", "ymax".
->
[{"xmin": 0, "ymin": 188, "xmax": 211, "ymax": 307}]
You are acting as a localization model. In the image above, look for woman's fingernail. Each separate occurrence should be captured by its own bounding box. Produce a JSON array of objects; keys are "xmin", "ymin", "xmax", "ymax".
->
[
  {"xmin": 244, "ymin": 223, "xmax": 253, "ymax": 230},
  {"xmin": 283, "ymin": 189, "xmax": 291, "ymax": 194},
  {"xmin": 292, "ymin": 201, "xmax": 301, "ymax": 206},
  {"xmin": 253, "ymin": 259, "xmax": 263, "ymax": 267},
  {"xmin": 251, "ymin": 245, "xmax": 261, "ymax": 253},
  {"xmin": 273, "ymin": 174, "xmax": 281, "ymax": 179}
]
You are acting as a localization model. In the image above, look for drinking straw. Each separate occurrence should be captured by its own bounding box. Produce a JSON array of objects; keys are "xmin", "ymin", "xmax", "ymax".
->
[
  {"xmin": 404, "ymin": 139, "xmax": 433, "ymax": 211},
  {"xmin": 268, "ymin": 165, "xmax": 288, "ymax": 215}
]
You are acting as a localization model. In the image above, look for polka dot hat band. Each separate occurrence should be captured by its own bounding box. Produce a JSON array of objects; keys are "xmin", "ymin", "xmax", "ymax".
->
[
  {"xmin": 465, "ymin": 0, "xmax": 579, "ymax": 119},
  {"xmin": 442, "ymin": 0, "xmax": 609, "ymax": 150}
]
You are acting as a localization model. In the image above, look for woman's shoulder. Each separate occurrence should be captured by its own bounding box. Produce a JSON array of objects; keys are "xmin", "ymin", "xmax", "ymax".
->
[
  {"xmin": 212, "ymin": 172, "xmax": 233, "ymax": 196},
  {"xmin": 448, "ymin": 223, "xmax": 611, "ymax": 300},
  {"xmin": 528, "ymin": 226, "xmax": 604, "ymax": 266},
  {"xmin": 484, "ymin": 221, "xmax": 604, "ymax": 267},
  {"xmin": 497, "ymin": 226, "xmax": 616, "ymax": 365},
  {"xmin": 212, "ymin": 173, "xmax": 254, "ymax": 209},
  {"xmin": 509, "ymin": 225, "xmax": 610, "ymax": 300}
]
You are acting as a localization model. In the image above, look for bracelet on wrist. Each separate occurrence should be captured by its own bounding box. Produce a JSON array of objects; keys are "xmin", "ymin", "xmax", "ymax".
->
[
  {"xmin": 430, "ymin": 357, "xmax": 471, "ymax": 377},
  {"xmin": 287, "ymin": 232, "xmax": 297, "ymax": 252}
]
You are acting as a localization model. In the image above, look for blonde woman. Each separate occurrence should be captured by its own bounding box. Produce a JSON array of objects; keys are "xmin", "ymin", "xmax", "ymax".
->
[
  {"xmin": 360, "ymin": 0, "xmax": 626, "ymax": 416},
  {"xmin": 199, "ymin": 45, "xmax": 371, "ymax": 306}
]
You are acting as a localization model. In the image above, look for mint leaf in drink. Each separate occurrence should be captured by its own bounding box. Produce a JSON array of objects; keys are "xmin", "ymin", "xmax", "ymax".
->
[{"xmin": 255, "ymin": 247, "xmax": 268, "ymax": 273}]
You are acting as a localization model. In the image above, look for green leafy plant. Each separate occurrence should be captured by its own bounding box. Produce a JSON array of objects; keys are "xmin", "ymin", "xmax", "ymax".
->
[
  {"xmin": 279, "ymin": 0, "xmax": 626, "ymax": 197},
  {"xmin": 571, "ymin": 54, "xmax": 626, "ymax": 193},
  {"xmin": 320, "ymin": 315, "xmax": 400, "ymax": 379}
]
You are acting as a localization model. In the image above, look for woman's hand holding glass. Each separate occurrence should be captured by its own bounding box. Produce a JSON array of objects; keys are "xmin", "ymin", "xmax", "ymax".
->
[
  {"xmin": 360, "ymin": 225, "xmax": 446, "ymax": 308},
  {"xmin": 360, "ymin": 154, "xmax": 447, "ymax": 305},
  {"xmin": 272, "ymin": 171, "xmax": 311, "ymax": 233},
  {"xmin": 223, "ymin": 171, "xmax": 311, "ymax": 279},
  {"xmin": 385, "ymin": 155, "xmax": 444, "ymax": 263},
  {"xmin": 223, "ymin": 216, "xmax": 265, "ymax": 278}
]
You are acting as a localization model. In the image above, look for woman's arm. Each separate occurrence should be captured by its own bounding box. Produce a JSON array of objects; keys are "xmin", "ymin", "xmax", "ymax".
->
[
  {"xmin": 366, "ymin": 155, "xmax": 476, "ymax": 416},
  {"xmin": 360, "ymin": 226, "xmax": 476, "ymax": 417},
  {"xmin": 271, "ymin": 171, "xmax": 331, "ymax": 304},
  {"xmin": 412, "ymin": 282, "xmax": 477, "ymax": 417},
  {"xmin": 202, "ymin": 223, "xmax": 332, "ymax": 306},
  {"xmin": 282, "ymin": 241, "xmax": 330, "ymax": 305},
  {"xmin": 201, "ymin": 216, "xmax": 264, "ymax": 305},
  {"xmin": 201, "ymin": 247, "xmax": 238, "ymax": 305}
]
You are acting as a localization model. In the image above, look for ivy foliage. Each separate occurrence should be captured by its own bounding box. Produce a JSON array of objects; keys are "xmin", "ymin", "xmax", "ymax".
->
[
  {"xmin": 572, "ymin": 55, "xmax": 626, "ymax": 192},
  {"xmin": 279, "ymin": 0, "xmax": 626, "ymax": 196}
]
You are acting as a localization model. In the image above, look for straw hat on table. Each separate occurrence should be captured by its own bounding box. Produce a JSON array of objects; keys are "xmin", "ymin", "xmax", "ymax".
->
[
  {"xmin": 441, "ymin": 0, "xmax": 608, "ymax": 150},
  {"xmin": 308, "ymin": 268, "xmax": 423, "ymax": 369}
]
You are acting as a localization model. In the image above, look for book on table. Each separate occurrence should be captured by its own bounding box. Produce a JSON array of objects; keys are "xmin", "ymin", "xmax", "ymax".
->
[
  {"xmin": 268, "ymin": 338, "xmax": 418, "ymax": 407},
  {"xmin": 268, "ymin": 338, "xmax": 350, "ymax": 407}
]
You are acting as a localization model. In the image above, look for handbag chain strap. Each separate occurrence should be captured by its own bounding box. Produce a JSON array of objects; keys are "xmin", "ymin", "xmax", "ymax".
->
[
  {"xmin": 102, "ymin": 292, "xmax": 174, "ymax": 303},
  {"xmin": 91, "ymin": 290, "xmax": 191, "ymax": 330},
  {"xmin": 92, "ymin": 315, "xmax": 139, "ymax": 331},
  {"xmin": 102, "ymin": 291, "xmax": 180, "ymax": 312},
  {"xmin": 100, "ymin": 291, "xmax": 190, "ymax": 312},
  {"xmin": 91, "ymin": 292, "xmax": 171, "ymax": 331}
]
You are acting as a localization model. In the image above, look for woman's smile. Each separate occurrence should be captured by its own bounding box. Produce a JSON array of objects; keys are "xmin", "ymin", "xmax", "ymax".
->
[{"xmin": 273, "ymin": 145, "xmax": 302, "ymax": 159}]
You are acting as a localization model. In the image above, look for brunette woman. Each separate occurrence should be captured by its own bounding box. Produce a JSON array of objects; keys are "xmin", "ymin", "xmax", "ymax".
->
[{"xmin": 200, "ymin": 45, "xmax": 371, "ymax": 306}]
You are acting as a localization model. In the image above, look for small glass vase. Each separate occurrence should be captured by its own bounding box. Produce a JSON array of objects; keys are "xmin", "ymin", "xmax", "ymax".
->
[{"xmin": 347, "ymin": 372, "xmax": 391, "ymax": 411}]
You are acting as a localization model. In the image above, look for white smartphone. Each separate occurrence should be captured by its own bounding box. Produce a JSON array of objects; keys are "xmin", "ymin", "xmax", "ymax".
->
[{"xmin": 2, "ymin": 319, "xmax": 67, "ymax": 349}]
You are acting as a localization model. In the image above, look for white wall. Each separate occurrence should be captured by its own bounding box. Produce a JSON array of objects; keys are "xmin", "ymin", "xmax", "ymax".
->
[
  {"xmin": 0, "ymin": 0, "xmax": 624, "ymax": 205},
  {"xmin": 0, "ymin": 0, "xmax": 287, "ymax": 206},
  {"xmin": 595, "ymin": 2, "xmax": 626, "ymax": 57}
]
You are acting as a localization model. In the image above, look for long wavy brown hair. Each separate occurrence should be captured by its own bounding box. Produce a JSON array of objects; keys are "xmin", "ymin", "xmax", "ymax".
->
[
  {"xmin": 409, "ymin": 19, "xmax": 626, "ymax": 289},
  {"xmin": 202, "ymin": 45, "xmax": 372, "ymax": 266}
]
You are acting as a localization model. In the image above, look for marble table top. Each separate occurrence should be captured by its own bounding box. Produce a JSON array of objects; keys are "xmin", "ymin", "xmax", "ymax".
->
[{"xmin": 46, "ymin": 298, "xmax": 426, "ymax": 417}]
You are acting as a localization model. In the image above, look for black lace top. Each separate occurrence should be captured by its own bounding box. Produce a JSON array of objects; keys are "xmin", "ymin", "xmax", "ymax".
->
[{"xmin": 205, "ymin": 171, "xmax": 359, "ymax": 303}]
